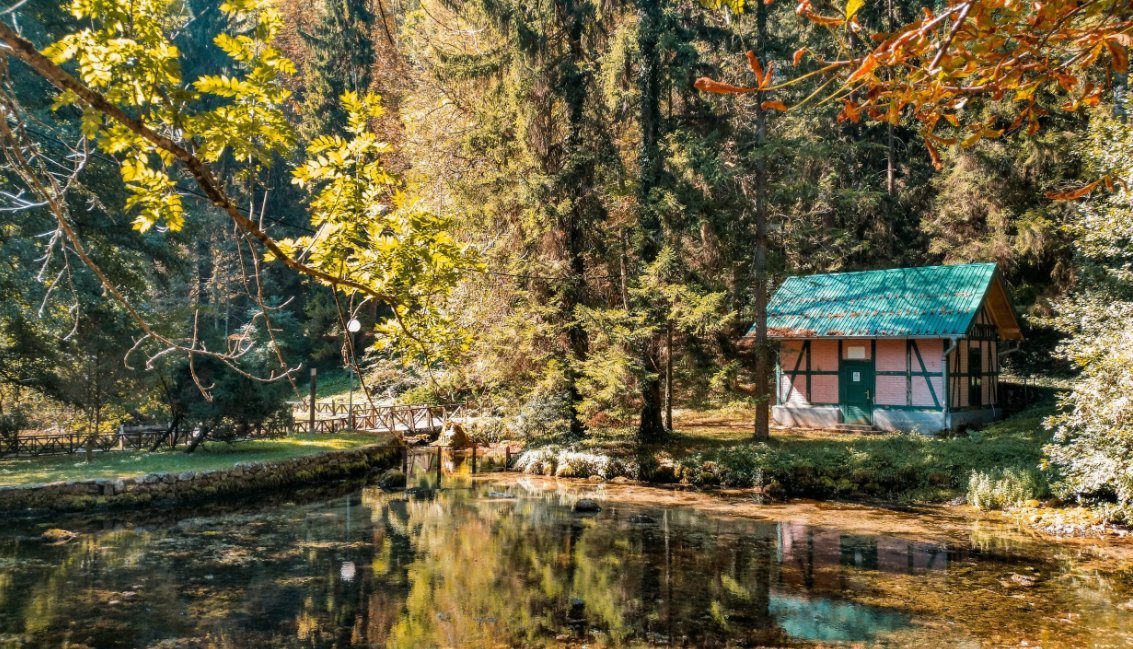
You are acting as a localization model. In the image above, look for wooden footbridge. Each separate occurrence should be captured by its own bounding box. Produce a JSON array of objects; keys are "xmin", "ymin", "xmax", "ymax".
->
[{"xmin": 288, "ymin": 402, "xmax": 470, "ymax": 436}]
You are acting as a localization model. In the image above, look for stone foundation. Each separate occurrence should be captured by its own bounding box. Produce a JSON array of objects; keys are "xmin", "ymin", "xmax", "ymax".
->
[
  {"xmin": 772, "ymin": 405, "xmax": 841, "ymax": 429},
  {"xmin": 0, "ymin": 442, "xmax": 401, "ymax": 513}
]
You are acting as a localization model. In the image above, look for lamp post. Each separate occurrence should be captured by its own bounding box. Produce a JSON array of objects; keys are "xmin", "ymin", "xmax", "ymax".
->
[{"xmin": 347, "ymin": 318, "xmax": 361, "ymax": 430}]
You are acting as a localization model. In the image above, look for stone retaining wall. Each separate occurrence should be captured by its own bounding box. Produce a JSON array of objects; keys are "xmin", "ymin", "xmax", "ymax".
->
[{"xmin": 0, "ymin": 442, "xmax": 401, "ymax": 513}]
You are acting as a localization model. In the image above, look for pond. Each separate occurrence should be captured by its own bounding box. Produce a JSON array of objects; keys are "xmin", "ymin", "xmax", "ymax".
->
[{"xmin": 1, "ymin": 469, "xmax": 1132, "ymax": 648}]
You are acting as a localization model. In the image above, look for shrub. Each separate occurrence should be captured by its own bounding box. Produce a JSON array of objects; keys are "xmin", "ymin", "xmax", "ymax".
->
[
  {"xmin": 966, "ymin": 467, "xmax": 1049, "ymax": 510},
  {"xmin": 0, "ymin": 409, "xmax": 29, "ymax": 443},
  {"xmin": 512, "ymin": 446, "xmax": 636, "ymax": 479},
  {"xmin": 507, "ymin": 376, "xmax": 574, "ymax": 440},
  {"xmin": 462, "ymin": 415, "xmax": 506, "ymax": 444}
]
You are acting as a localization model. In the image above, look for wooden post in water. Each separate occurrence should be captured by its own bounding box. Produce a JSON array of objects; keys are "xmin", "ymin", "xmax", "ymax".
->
[
  {"xmin": 505, "ymin": 445, "xmax": 511, "ymax": 472},
  {"xmin": 471, "ymin": 443, "xmax": 477, "ymax": 474},
  {"xmin": 308, "ymin": 368, "xmax": 317, "ymax": 434},
  {"xmin": 435, "ymin": 445, "xmax": 442, "ymax": 487},
  {"xmin": 402, "ymin": 445, "xmax": 408, "ymax": 475}
]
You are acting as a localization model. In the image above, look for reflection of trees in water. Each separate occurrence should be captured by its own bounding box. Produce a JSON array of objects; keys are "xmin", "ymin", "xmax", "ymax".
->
[
  {"xmin": 0, "ymin": 502, "xmax": 382, "ymax": 648},
  {"xmin": 4, "ymin": 485, "xmax": 1130, "ymax": 648},
  {"xmin": 363, "ymin": 485, "xmax": 790, "ymax": 647}
]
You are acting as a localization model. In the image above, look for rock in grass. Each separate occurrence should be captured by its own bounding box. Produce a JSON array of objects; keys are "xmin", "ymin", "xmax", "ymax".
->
[{"xmin": 573, "ymin": 498, "xmax": 602, "ymax": 513}]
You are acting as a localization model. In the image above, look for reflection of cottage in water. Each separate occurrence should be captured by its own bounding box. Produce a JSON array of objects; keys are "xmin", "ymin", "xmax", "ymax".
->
[
  {"xmin": 778, "ymin": 522, "xmax": 949, "ymax": 580},
  {"xmin": 751, "ymin": 263, "xmax": 1023, "ymax": 433},
  {"xmin": 769, "ymin": 522, "xmax": 954, "ymax": 642}
]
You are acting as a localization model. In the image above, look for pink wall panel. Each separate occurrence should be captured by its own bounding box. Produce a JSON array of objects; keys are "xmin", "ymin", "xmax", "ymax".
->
[
  {"xmin": 811, "ymin": 341, "xmax": 839, "ymax": 371},
  {"xmin": 779, "ymin": 375, "xmax": 809, "ymax": 406},
  {"xmin": 875, "ymin": 376, "xmax": 907, "ymax": 406},
  {"xmin": 811, "ymin": 375, "xmax": 838, "ymax": 404},
  {"xmin": 913, "ymin": 339, "xmax": 944, "ymax": 372},
  {"xmin": 875, "ymin": 340, "xmax": 906, "ymax": 372},
  {"xmin": 911, "ymin": 376, "xmax": 944, "ymax": 407},
  {"xmin": 779, "ymin": 341, "xmax": 804, "ymax": 372}
]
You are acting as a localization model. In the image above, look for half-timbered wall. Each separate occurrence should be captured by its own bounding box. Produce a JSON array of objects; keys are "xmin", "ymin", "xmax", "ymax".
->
[
  {"xmin": 777, "ymin": 340, "xmax": 839, "ymax": 406},
  {"xmin": 777, "ymin": 338, "xmax": 946, "ymax": 409},
  {"xmin": 946, "ymin": 306, "xmax": 1001, "ymax": 409},
  {"xmin": 777, "ymin": 306, "xmax": 1001, "ymax": 414}
]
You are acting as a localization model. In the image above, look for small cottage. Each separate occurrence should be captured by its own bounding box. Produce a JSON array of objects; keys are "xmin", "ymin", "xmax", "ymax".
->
[{"xmin": 754, "ymin": 263, "xmax": 1022, "ymax": 433}]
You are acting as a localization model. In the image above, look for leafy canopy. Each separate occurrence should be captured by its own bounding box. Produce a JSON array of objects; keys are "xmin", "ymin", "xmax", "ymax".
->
[
  {"xmin": 696, "ymin": 0, "xmax": 1132, "ymax": 168},
  {"xmin": 36, "ymin": 0, "xmax": 473, "ymax": 364}
]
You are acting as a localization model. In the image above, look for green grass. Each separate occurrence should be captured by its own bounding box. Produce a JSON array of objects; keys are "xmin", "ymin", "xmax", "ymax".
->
[
  {"xmin": 300, "ymin": 368, "xmax": 361, "ymax": 401},
  {"xmin": 527, "ymin": 398, "xmax": 1059, "ymax": 505},
  {"xmin": 671, "ymin": 400, "xmax": 1056, "ymax": 502},
  {"xmin": 0, "ymin": 431, "xmax": 392, "ymax": 487}
]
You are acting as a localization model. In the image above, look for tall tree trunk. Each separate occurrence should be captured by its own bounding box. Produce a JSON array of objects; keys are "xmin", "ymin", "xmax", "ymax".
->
[
  {"xmin": 636, "ymin": 0, "xmax": 665, "ymax": 442},
  {"xmin": 664, "ymin": 322, "xmax": 673, "ymax": 431},
  {"xmin": 558, "ymin": 0, "xmax": 592, "ymax": 437},
  {"xmin": 751, "ymin": 0, "xmax": 771, "ymax": 441}
]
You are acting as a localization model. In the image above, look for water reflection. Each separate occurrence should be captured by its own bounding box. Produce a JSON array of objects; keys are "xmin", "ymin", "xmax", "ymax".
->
[{"xmin": 0, "ymin": 476, "xmax": 1130, "ymax": 648}]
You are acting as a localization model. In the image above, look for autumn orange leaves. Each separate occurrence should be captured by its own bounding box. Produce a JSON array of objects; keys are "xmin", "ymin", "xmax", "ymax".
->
[{"xmin": 695, "ymin": 0, "xmax": 1132, "ymax": 176}]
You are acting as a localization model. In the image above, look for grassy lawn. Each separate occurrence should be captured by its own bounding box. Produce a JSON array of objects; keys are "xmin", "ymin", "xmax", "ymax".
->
[
  {"xmin": 671, "ymin": 401, "xmax": 1055, "ymax": 500},
  {"xmin": 299, "ymin": 367, "xmax": 367, "ymax": 402},
  {"xmin": 0, "ymin": 431, "xmax": 393, "ymax": 487},
  {"xmin": 528, "ymin": 395, "xmax": 1059, "ymax": 504}
]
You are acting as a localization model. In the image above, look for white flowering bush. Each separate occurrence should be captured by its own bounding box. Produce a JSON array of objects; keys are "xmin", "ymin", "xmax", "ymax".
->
[{"xmin": 512, "ymin": 446, "xmax": 636, "ymax": 479}]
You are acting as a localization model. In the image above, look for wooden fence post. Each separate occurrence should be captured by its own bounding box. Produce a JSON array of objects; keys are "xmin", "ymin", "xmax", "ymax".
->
[
  {"xmin": 308, "ymin": 368, "xmax": 317, "ymax": 434},
  {"xmin": 435, "ymin": 445, "xmax": 442, "ymax": 487}
]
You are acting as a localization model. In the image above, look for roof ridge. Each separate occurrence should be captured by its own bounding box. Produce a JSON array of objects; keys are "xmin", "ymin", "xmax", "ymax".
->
[{"xmin": 783, "ymin": 262, "xmax": 997, "ymax": 282}]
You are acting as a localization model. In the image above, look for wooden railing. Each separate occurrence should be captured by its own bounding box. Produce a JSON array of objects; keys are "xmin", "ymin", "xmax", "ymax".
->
[
  {"xmin": 0, "ymin": 403, "xmax": 478, "ymax": 457},
  {"xmin": 0, "ymin": 420, "xmax": 290, "ymax": 458},
  {"xmin": 290, "ymin": 403, "xmax": 466, "ymax": 436}
]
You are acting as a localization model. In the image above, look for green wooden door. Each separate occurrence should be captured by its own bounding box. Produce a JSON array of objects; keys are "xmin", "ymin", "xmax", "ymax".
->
[{"xmin": 840, "ymin": 359, "xmax": 874, "ymax": 425}]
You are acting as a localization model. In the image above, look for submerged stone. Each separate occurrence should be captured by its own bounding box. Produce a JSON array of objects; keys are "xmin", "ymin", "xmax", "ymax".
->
[
  {"xmin": 573, "ymin": 498, "xmax": 602, "ymax": 513},
  {"xmin": 377, "ymin": 469, "xmax": 406, "ymax": 490}
]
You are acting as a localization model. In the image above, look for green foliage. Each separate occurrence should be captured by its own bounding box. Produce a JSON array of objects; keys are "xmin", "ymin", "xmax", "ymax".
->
[
  {"xmin": 678, "ymin": 403, "xmax": 1053, "ymax": 502},
  {"xmin": 296, "ymin": 0, "xmax": 376, "ymax": 136},
  {"xmin": 967, "ymin": 467, "xmax": 1048, "ymax": 510},
  {"xmin": 1043, "ymin": 110, "xmax": 1133, "ymax": 519},
  {"xmin": 0, "ymin": 409, "xmax": 29, "ymax": 443},
  {"xmin": 512, "ymin": 446, "xmax": 635, "ymax": 479},
  {"xmin": 0, "ymin": 432, "xmax": 385, "ymax": 486},
  {"xmin": 45, "ymin": 0, "xmax": 294, "ymax": 231},
  {"xmin": 282, "ymin": 91, "xmax": 478, "ymax": 366}
]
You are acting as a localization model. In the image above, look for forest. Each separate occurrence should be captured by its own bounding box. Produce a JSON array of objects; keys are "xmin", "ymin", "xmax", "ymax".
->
[
  {"xmin": 0, "ymin": 0, "xmax": 1132, "ymax": 518},
  {"xmin": 2, "ymin": 0, "xmax": 1133, "ymax": 646}
]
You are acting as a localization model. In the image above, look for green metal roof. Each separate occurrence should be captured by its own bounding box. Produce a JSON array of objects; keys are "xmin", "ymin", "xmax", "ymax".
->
[{"xmin": 756, "ymin": 263, "xmax": 1001, "ymax": 339}]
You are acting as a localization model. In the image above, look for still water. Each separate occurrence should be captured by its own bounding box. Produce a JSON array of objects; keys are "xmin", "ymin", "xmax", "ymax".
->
[{"xmin": 1, "ymin": 471, "xmax": 1132, "ymax": 648}]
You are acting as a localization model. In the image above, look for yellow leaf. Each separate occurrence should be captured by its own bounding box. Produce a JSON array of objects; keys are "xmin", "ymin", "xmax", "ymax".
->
[{"xmin": 845, "ymin": 0, "xmax": 864, "ymax": 20}]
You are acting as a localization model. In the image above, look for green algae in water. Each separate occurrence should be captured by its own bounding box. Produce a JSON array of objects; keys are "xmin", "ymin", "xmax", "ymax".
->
[{"xmin": 0, "ymin": 478, "xmax": 1131, "ymax": 648}]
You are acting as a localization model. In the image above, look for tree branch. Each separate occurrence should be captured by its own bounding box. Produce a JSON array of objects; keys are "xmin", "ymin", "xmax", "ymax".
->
[{"xmin": 0, "ymin": 21, "xmax": 395, "ymax": 305}]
